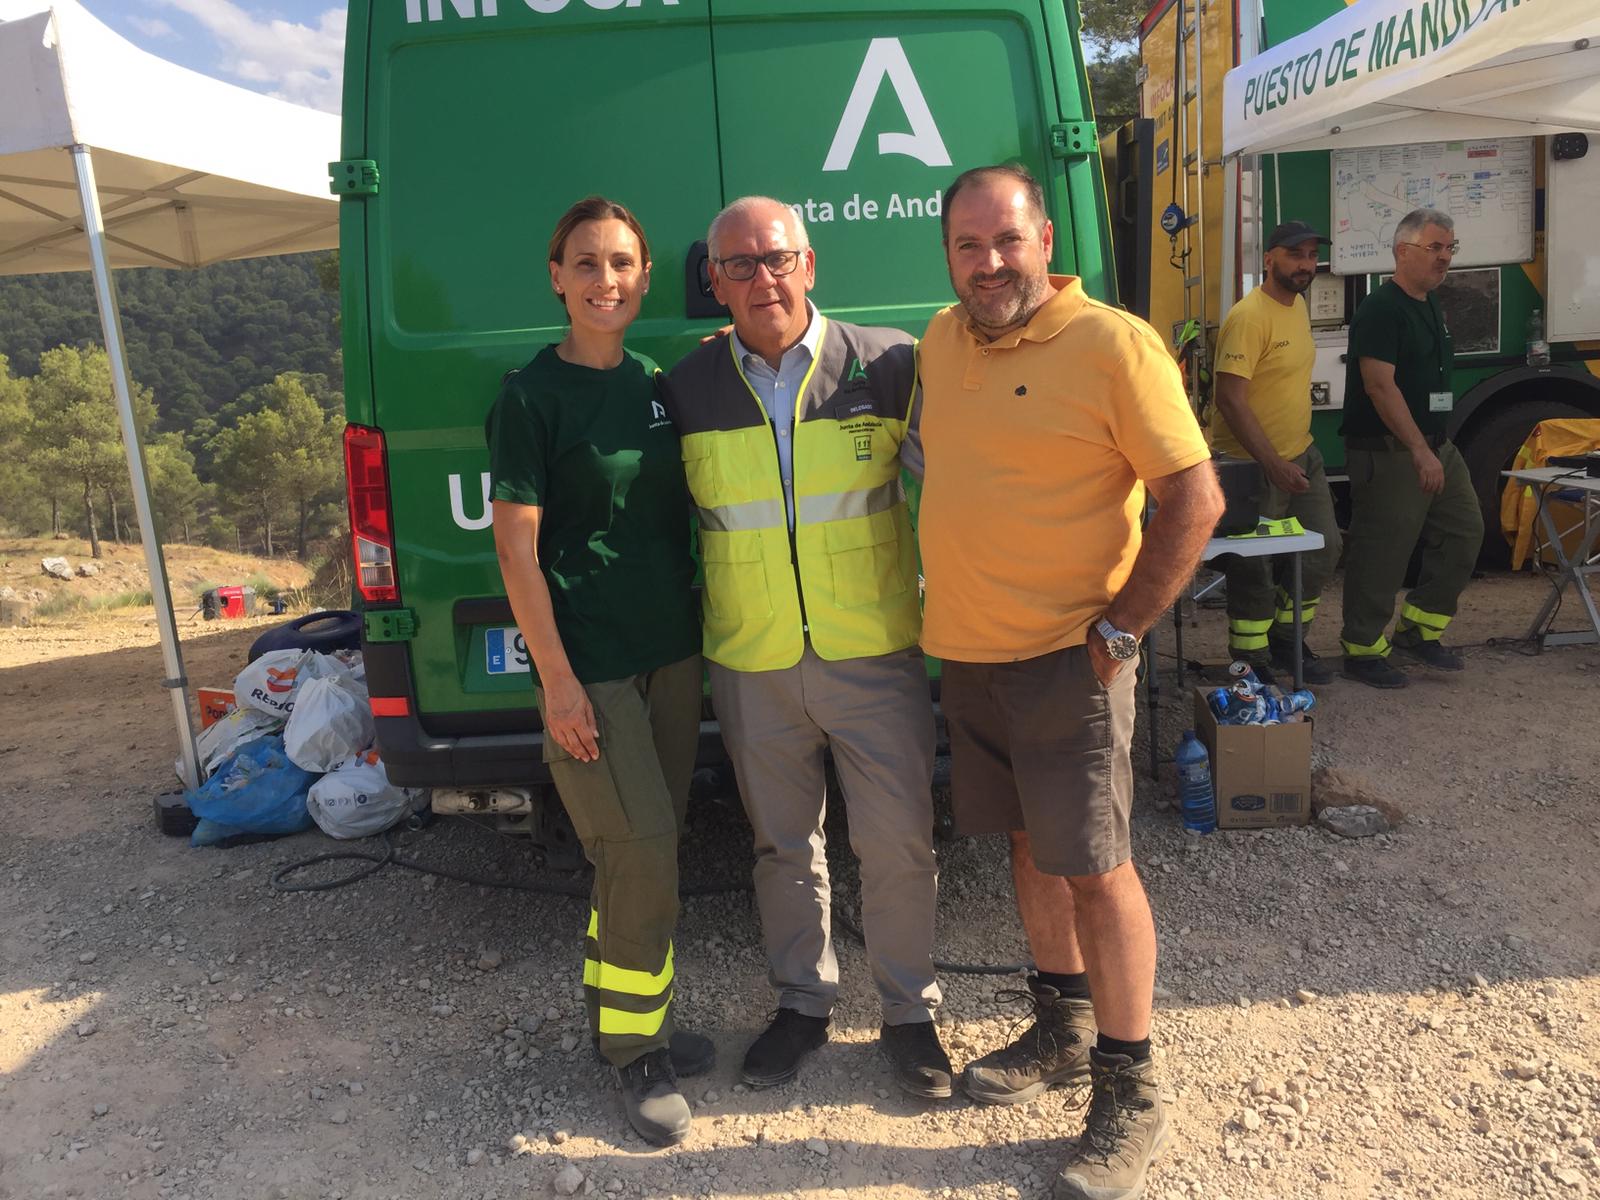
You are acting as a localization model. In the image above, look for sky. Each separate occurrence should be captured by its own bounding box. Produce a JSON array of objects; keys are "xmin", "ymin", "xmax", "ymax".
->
[{"xmin": 78, "ymin": 0, "xmax": 346, "ymax": 114}]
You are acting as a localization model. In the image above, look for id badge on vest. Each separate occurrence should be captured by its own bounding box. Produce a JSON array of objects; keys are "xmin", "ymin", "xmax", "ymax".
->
[{"xmin": 1428, "ymin": 390, "xmax": 1454, "ymax": 413}]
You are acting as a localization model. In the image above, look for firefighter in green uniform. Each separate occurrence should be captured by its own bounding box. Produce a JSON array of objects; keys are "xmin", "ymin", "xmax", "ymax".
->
[
  {"xmin": 1339, "ymin": 207, "xmax": 1484, "ymax": 687},
  {"xmin": 487, "ymin": 198, "xmax": 712, "ymax": 1148}
]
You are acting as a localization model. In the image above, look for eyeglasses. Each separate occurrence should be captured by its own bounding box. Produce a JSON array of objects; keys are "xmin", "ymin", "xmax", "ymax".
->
[
  {"xmin": 1399, "ymin": 240, "xmax": 1460, "ymax": 255},
  {"xmin": 714, "ymin": 250, "xmax": 803, "ymax": 281}
]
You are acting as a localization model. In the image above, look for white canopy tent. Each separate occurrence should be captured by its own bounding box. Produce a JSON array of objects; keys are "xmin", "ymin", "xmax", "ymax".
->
[
  {"xmin": 1223, "ymin": 0, "xmax": 1600, "ymax": 157},
  {"xmin": 0, "ymin": 0, "xmax": 339, "ymax": 787}
]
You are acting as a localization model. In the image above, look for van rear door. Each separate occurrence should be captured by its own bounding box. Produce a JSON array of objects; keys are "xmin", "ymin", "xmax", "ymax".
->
[
  {"xmin": 707, "ymin": 0, "xmax": 1111, "ymax": 330},
  {"xmin": 344, "ymin": 1, "xmax": 722, "ymax": 784}
]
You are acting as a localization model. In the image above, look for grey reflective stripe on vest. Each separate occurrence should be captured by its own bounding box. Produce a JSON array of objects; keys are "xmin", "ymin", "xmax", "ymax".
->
[
  {"xmin": 696, "ymin": 497, "xmax": 788, "ymax": 533},
  {"xmin": 795, "ymin": 478, "xmax": 904, "ymax": 525}
]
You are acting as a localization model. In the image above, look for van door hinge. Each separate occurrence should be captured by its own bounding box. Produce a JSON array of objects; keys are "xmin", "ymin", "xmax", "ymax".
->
[
  {"xmin": 1050, "ymin": 122, "xmax": 1098, "ymax": 160},
  {"xmin": 364, "ymin": 608, "xmax": 416, "ymax": 642},
  {"xmin": 329, "ymin": 159, "xmax": 380, "ymax": 197}
]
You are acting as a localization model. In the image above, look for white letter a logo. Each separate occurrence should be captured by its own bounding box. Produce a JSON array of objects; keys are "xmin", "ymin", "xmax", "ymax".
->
[{"xmin": 823, "ymin": 38, "xmax": 952, "ymax": 173}]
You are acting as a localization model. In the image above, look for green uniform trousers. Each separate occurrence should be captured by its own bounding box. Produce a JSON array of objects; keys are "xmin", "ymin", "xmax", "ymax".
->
[
  {"xmin": 1339, "ymin": 439, "xmax": 1483, "ymax": 656},
  {"xmin": 1223, "ymin": 444, "xmax": 1344, "ymax": 655},
  {"xmin": 536, "ymin": 654, "xmax": 701, "ymax": 1067}
]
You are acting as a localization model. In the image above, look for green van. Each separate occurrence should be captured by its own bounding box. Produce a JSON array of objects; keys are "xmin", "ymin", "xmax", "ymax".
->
[{"xmin": 335, "ymin": 0, "xmax": 1114, "ymax": 810}]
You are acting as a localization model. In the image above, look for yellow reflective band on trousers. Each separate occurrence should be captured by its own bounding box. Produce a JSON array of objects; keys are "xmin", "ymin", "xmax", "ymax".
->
[
  {"xmin": 1274, "ymin": 592, "xmax": 1319, "ymax": 626},
  {"xmin": 1228, "ymin": 617, "xmax": 1272, "ymax": 650},
  {"xmin": 1341, "ymin": 633, "xmax": 1391, "ymax": 657},
  {"xmin": 1397, "ymin": 603, "xmax": 1451, "ymax": 641},
  {"xmin": 583, "ymin": 906, "xmax": 673, "ymax": 1039}
]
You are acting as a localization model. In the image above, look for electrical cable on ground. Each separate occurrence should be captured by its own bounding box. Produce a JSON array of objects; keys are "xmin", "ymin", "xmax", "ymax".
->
[{"xmin": 269, "ymin": 815, "xmax": 1034, "ymax": 978}]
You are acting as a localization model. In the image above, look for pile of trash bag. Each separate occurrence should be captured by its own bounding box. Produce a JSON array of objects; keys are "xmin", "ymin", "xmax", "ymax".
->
[{"xmin": 178, "ymin": 648, "xmax": 427, "ymax": 846}]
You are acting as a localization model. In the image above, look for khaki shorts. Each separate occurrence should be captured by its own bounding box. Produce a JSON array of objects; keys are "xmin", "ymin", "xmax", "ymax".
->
[{"xmin": 941, "ymin": 644, "xmax": 1136, "ymax": 877}]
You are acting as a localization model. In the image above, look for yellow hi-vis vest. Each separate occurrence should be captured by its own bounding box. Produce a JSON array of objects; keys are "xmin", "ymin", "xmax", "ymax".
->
[{"xmin": 664, "ymin": 317, "xmax": 922, "ymax": 672}]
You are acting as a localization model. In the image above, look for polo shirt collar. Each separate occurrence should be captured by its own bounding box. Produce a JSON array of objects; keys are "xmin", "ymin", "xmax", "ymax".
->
[
  {"xmin": 732, "ymin": 299, "xmax": 822, "ymax": 369},
  {"xmin": 954, "ymin": 275, "xmax": 1086, "ymax": 348}
]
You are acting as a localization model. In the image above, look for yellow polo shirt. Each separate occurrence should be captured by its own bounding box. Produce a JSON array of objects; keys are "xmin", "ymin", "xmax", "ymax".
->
[
  {"xmin": 918, "ymin": 275, "xmax": 1211, "ymax": 663},
  {"xmin": 1210, "ymin": 287, "xmax": 1315, "ymax": 460}
]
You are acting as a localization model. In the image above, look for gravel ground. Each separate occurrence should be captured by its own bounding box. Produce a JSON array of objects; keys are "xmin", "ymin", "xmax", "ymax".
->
[{"xmin": 1, "ymin": 570, "xmax": 1597, "ymax": 1200}]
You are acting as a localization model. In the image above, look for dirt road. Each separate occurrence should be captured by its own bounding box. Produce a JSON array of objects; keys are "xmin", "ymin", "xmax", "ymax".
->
[{"xmin": 1, "ymin": 571, "xmax": 1596, "ymax": 1200}]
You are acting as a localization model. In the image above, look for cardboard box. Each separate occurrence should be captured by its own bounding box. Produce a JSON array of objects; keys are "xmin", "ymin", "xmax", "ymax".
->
[
  {"xmin": 1192, "ymin": 688, "xmax": 1312, "ymax": 828},
  {"xmin": 196, "ymin": 687, "xmax": 237, "ymax": 729}
]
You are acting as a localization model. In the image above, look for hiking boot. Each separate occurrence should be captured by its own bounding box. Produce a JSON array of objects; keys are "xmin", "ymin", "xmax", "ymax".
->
[
  {"xmin": 964, "ymin": 977, "xmax": 1096, "ymax": 1106},
  {"xmin": 615, "ymin": 1047, "xmax": 691, "ymax": 1148},
  {"xmin": 1268, "ymin": 637, "xmax": 1335, "ymax": 685},
  {"xmin": 1390, "ymin": 635, "xmax": 1464, "ymax": 671},
  {"xmin": 741, "ymin": 1008, "xmax": 829, "ymax": 1088},
  {"xmin": 593, "ymin": 1029, "xmax": 717, "ymax": 1077},
  {"xmin": 1342, "ymin": 655, "xmax": 1408, "ymax": 689},
  {"xmin": 1055, "ymin": 1048, "xmax": 1171, "ymax": 1200},
  {"xmin": 879, "ymin": 1020, "xmax": 954, "ymax": 1100}
]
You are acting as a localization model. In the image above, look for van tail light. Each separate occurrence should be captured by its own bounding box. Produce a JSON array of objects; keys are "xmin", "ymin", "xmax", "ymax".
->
[{"xmin": 344, "ymin": 423, "xmax": 399, "ymax": 604}]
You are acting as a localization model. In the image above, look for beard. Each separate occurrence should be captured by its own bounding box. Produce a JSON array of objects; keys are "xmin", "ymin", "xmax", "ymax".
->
[
  {"xmin": 1271, "ymin": 262, "xmax": 1316, "ymax": 295},
  {"xmin": 956, "ymin": 267, "xmax": 1050, "ymax": 334}
]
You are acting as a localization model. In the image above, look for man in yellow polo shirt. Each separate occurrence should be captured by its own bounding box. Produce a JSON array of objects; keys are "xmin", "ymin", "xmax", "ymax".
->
[
  {"xmin": 917, "ymin": 164, "xmax": 1222, "ymax": 1200},
  {"xmin": 1211, "ymin": 220, "xmax": 1342, "ymax": 684}
]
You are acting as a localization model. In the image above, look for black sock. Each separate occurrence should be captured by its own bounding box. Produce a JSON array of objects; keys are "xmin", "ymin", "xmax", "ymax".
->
[
  {"xmin": 1096, "ymin": 1032, "xmax": 1152, "ymax": 1062},
  {"xmin": 1034, "ymin": 970, "xmax": 1091, "ymax": 1001}
]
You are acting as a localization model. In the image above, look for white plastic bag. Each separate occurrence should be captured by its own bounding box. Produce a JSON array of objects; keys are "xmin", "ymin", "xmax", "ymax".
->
[
  {"xmin": 235, "ymin": 649, "xmax": 364, "ymax": 719},
  {"xmin": 306, "ymin": 749, "xmax": 424, "ymax": 839},
  {"xmin": 282, "ymin": 675, "xmax": 375, "ymax": 772},
  {"xmin": 177, "ymin": 707, "xmax": 284, "ymax": 781}
]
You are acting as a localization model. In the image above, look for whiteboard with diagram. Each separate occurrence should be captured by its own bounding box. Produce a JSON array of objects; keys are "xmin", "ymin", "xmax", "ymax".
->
[{"xmin": 1330, "ymin": 139, "xmax": 1534, "ymax": 275}]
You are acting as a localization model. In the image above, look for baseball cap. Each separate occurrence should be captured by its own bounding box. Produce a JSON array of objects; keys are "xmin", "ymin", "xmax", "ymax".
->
[{"xmin": 1266, "ymin": 220, "xmax": 1330, "ymax": 251}]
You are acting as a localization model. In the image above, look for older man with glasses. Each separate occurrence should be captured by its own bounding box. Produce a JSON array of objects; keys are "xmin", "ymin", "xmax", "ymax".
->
[
  {"xmin": 1339, "ymin": 206, "xmax": 1484, "ymax": 687},
  {"xmin": 661, "ymin": 196, "xmax": 949, "ymax": 1100}
]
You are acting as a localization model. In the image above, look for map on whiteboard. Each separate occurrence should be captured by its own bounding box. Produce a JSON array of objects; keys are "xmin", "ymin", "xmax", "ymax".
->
[{"xmin": 1331, "ymin": 139, "xmax": 1534, "ymax": 275}]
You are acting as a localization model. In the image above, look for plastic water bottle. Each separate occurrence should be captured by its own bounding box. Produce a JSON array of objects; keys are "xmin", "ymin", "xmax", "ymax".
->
[{"xmin": 1175, "ymin": 730, "xmax": 1217, "ymax": 834}]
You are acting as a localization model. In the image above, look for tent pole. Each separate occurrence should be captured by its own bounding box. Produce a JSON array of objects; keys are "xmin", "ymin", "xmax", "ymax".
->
[{"xmin": 70, "ymin": 144, "xmax": 201, "ymax": 792}]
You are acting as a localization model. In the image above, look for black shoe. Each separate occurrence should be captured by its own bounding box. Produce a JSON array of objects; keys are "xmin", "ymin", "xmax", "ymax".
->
[
  {"xmin": 616, "ymin": 1048, "xmax": 691, "ymax": 1148},
  {"xmin": 1390, "ymin": 636, "xmax": 1464, "ymax": 671},
  {"xmin": 592, "ymin": 1029, "xmax": 716, "ymax": 1078},
  {"xmin": 1342, "ymin": 655, "xmax": 1408, "ymax": 689},
  {"xmin": 1268, "ymin": 637, "xmax": 1336, "ymax": 685},
  {"xmin": 879, "ymin": 1020, "xmax": 954, "ymax": 1100},
  {"xmin": 741, "ymin": 1009, "xmax": 829, "ymax": 1088}
]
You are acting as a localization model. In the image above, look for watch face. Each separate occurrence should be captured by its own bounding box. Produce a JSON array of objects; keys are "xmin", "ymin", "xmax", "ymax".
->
[{"xmin": 1110, "ymin": 636, "xmax": 1140, "ymax": 660}]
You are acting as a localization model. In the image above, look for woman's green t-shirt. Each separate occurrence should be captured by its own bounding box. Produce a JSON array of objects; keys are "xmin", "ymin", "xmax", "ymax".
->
[{"xmin": 485, "ymin": 346, "xmax": 699, "ymax": 684}]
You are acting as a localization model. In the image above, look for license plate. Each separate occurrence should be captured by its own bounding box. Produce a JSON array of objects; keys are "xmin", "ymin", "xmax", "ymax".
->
[{"xmin": 484, "ymin": 626, "xmax": 530, "ymax": 675}]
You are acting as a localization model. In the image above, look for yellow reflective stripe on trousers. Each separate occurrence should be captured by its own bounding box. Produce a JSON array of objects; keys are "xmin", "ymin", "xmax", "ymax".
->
[
  {"xmin": 597, "ymin": 994, "xmax": 671, "ymax": 1037},
  {"xmin": 587, "ymin": 909, "xmax": 598, "ymax": 939},
  {"xmin": 1398, "ymin": 603, "xmax": 1450, "ymax": 640},
  {"xmin": 794, "ymin": 479, "xmax": 903, "ymax": 525},
  {"xmin": 1274, "ymin": 600, "xmax": 1318, "ymax": 625},
  {"xmin": 696, "ymin": 497, "xmax": 787, "ymax": 532},
  {"xmin": 1340, "ymin": 633, "xmax": 1391, "ymax": 657},
  {"xmin": 583, "ymin": 944, "xmax": 675, "ymax": 997},
  {"xmin": 1228, "ymin": 617, "xmax": 1271, "ymax": 650}
]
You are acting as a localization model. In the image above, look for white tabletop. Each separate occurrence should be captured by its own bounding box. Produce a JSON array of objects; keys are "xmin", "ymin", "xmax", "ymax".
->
[
  {"xmin": 1202, "ymin": 530, "xmax": 1326, "ymax": 561},
  {"xmin": 1505, "ymin": 466, "xmax": 1600, "ymax": 496}
]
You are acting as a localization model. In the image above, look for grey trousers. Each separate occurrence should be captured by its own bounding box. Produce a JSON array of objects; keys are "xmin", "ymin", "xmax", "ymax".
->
[{"xmin": 710, "ymin": 643, "xmax": 941, "ymax": 1025}]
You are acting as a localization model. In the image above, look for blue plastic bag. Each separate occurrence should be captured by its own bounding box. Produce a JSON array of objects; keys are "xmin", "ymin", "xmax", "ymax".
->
[{"xmin": 184, "ymin": 735, "xmax": 316, "ymax": 846}]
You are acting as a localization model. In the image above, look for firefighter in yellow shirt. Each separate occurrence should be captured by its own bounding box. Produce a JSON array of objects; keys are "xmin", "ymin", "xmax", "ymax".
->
[{"xmin": 1211, "ymin": 221, "xmax": 1343, "ymax": 684}]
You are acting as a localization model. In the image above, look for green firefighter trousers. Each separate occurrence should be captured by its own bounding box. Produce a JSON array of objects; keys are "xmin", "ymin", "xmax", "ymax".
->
[
  {"xmin": 1339, "ymin": 440, "xmax": 1483, "ymax": 656},
  {"xmin": 1224, "ymin": 445, "xmax": 1344, "ymax": 655},
  {"xmin": 536, "ymin": 654, "xmax": 701, "ymax": 1067}
]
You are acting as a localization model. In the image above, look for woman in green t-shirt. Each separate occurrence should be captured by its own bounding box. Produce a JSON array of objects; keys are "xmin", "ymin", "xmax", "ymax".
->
[{"xmin": 485, "ymin": 197, "xmax": 705, "ymax": 1149}]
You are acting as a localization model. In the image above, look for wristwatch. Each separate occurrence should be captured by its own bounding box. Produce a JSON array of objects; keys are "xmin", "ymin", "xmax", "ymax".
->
[{"xmin": 1095, "ymin": 617, "xmax": 1140, "ymax": 662}]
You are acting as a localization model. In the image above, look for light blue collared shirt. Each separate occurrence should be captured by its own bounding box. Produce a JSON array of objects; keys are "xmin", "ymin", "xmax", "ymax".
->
[{"xmin": 731, "ymin": 301, "xmax": 825, "ymax": 532}]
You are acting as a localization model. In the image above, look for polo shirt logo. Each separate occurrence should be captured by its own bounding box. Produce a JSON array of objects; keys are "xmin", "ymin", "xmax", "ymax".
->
[{"xmin": 847, "ymin": 357, "xmax": 869, "ymax": 382}]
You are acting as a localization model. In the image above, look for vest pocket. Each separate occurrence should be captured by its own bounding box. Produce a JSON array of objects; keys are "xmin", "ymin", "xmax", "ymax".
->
[
  {"xmin": 824, "ymin": 508, "xmax": 906, "ymax": 609},
  {"xmin": 700, "ymin": 529, "xmax": 774, "ymax": 619},
  {"xmin": 680, "ymin": 437, "xmax": 716, "ymax": 501}
]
